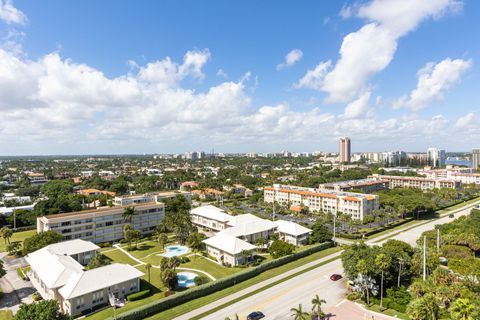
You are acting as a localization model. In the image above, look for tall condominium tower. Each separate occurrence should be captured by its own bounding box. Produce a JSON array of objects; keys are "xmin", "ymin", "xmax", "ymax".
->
[
  {"xmin": 473, "ymin": 148, "xmax": 480, "ymax": 170},
  {"xmin": 427, "ymin": 147, "xmax": 446, "ymax": 168},
  {"xmin": 339, "ymin": 137, "xmax": 351, "ymax": 163}
]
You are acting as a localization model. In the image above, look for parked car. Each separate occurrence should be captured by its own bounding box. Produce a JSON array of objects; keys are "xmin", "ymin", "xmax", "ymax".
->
[
  {"xmin": 247, "ymin": 311, "xmax": 265, "ymax": 320},
  {"xmin": 330, "ymin": 274, "xmax": 342, "ymax": 281},
  {"xmin": 449, "ymin": 214, "xmax": 455, "ymax": 218}
]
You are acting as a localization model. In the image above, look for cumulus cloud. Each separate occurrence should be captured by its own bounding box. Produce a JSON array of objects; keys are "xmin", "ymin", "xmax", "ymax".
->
[
  {"xmin": 297, "ymin": 0, "xmax": 461, "ymax": 103},
  {"xmin": 455, "ymin": 113, "xmax": 480, "ymax": 134},
  {"xmin": 277, "ymin": 49, "xmax": 303, "ymax": 70},
  {"xmin": 343, "ymin": 91, "xmax": 372, "ymax": 119},
  {"xmin": 0, "ymin": 0, "xmax": 27, "ymax": 25},
  {"xmin": 394, "ymin": 58, "xmax": 472, "ymax": 111}
]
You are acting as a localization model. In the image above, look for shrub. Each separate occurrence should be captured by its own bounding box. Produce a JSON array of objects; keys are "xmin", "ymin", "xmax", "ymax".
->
[
  {"xmin": 119, "ymin": 239, "xmax": 128, "ymax": 244},
  {"xmin": 193, "ymin": 276, "xmax": 210, "ymax": 286},
  {"xmin": 180, "ymin": 256, "xmax": 190, "ymax": 263},
  {"xmin": 16, "ymin": 267, "xmax": 26, "ymax": 280},
  {"xmin": 164, "ymin": 291, "xmax": 175, "ymax": 298},
  {"xmin": 127, "ymin": 290, "xmax": 150, "ymax": 301},
  {"xmin": 97, "ymin": 242, "xmax": 112, "ymax": 248},
  {"xmin": 106, "ymin": 242, "xmax": 333, "ymax": 320},
  {"xmin": 32, "ymin": 292, "xmax": 43, "ymax": 301},
  {"xmin": 346, "ymin": 292, "xmax": 361, "ymax": 301}
]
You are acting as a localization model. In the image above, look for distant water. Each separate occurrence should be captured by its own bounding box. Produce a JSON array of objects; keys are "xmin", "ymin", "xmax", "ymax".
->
[{"xmin": 446, "ymin": 157, "xmax": 472, "ymax": 167}]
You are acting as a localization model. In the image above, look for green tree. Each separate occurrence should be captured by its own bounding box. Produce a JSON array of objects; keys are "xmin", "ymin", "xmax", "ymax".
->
[
  {"xmin": 309, "ymin": 220, "xmax": 333, "ymax": 243},
  {"xmin": 13, "ymin": 299, "xmax": 71, "ymax": 320},
  {"xmin": 0, "ymin": 226, "xmax": 13, "ymax": 245},
  {"xmin": 450, "ymin": 298, "xmax": 478, "ymax": 320},
  {"xmin": 187, "ymin": 232, "xmax": 206, "ymax": 259},
  {"xmin": 23, "ymin": 231, "xmax": 63, "ymax": 255},
  {"xmin": 85, "ymin": 253, "xmax": 111, "ymax": 270},
  {"xmin": 290, "ymin": 304, "xmax": 310, "ymax": 320},
  {"xmin": 0, "ymin": 260, "xmax": 6, "ymax": 278},
  {"xmin": 407, "ymin": 293, "xmax": 439, "ymax": 320},
  {"xmin": 123, "ymin": 224, "xmax": 134, "ymax": 248},
  {"xmin": 122, "ymin": 206, "xmax": 135, "ymax": 224},
  {"xmin": 311, "ymin": 295, "xmax": 326, "ymax": 318},
  {"xmin": 375, "ymin": 253, "xmax": 391, "ymax": 309},
  {"xmin": 160, "ymin": 268, "xmax": 177, "ymax": 290},
  {"xmin": 157, "ymin": 232, "xmax": 169, "ymax": 250},
  {"xmin": 145, "ymin": 263, "xmax": 152, "ymax": 284},
  {"xmin": 269, "ymin": 240, "xmax": 295, "ymax": 259},
  {"xmin": 163, "ymin": 195, "xmax": 194, "ymax": 244},
  {"xmin": 6, "ymin": 241, "xmax": 22, "ymax": 256}
]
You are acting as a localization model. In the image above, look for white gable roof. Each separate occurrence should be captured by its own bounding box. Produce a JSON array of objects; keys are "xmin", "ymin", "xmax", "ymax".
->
[
  {"xmin": 221, "ymin": 219, "xmax": 277, "ymax": 238},
  {"xmin": 59, "ymin": 263, "xmax": 144, "ymax": 299},
  {"xmin": 190, "ymin": 205, "xmax": 232, "ymax": 222},
  {"xmin": 275, "ymin": 220, "xmax": 312, "ymax": 236},
  {"xmin": 227, "ymin": 213, "xmax": 264, "ymax": 227},
  {"xmin": 46, "ymin": 239, "xmax": 100, "ymax": 256},
  {"xmin": 203, "ymin": 234, "xmax": 256, "ymax": 255}
]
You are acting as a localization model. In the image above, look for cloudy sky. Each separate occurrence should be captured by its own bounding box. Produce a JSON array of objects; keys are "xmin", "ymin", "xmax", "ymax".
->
[{"xmin": 0, "ymin": 0, "xmax": 479, "ymax": 155}]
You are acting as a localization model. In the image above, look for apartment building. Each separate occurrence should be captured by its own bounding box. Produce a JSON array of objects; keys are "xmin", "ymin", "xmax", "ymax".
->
[
  {"xmin": 264, "ymin": 184, "xmax": 379, "ymax": 220},
  {"xmin": 418, "ymin": 166, "xmax": 480, "ymax": 185},
  {"xmin": 320, "ymin": 178, "xmax": 389, "ymax": 193},
  {"xmin": 37, "ymin": 202, "xmax": 165, "ymax": 243},
  {"xmin": 368, "ymin": 174, "xmax": 461, "ymax": 191},
  {"xmin": 27, "ymin": 172, "xmax": 49, "ymax": 185},
  {"xmin": 473, "ymin": 149, "xmax": 480, "ymax": 170},
  {"xmin": 113, "ymin": 190, "xmax": 191, "ymax": 207},
  {"xmin": 339, "ymin": 137, "xmax": 351, "ymax": 163}
]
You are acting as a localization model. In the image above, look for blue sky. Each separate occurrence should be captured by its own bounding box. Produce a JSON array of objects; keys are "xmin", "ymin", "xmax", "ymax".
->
[{"xmin": 0, "ymin": 0, "xmax": 479, "ymax": 155}]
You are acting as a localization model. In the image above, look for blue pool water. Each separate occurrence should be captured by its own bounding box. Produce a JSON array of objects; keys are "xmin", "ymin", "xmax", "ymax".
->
[
  {"xmin": 161, "ymin": 245, "xmax": 189, "ymax": 257},
  {"xmin": 177, "ymin": 272, "xmax": 197, "ymax": 287}
]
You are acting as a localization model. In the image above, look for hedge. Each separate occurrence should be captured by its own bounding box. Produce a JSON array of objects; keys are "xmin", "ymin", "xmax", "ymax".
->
[
  {"xmin": 127, "ymin": 290, "xmax": 151, "ymax": 301},
  {"xmin": 106, "ymin": 241, "xmax": 333, "ymax": 320},
  {"xmin": 16, "ymin": 267, "xmax": 26, "ymax": 280}
]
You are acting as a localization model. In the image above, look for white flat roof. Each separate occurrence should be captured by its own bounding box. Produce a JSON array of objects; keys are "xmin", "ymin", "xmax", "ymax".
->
[
  {"xmin": 190, "ymin": 205, "xmax": 232, "ymax": 222},
  {"xmin": 203, "ymin": 234, "xmax": 256, "ymax": 255},
  {"xmin": 59, "ymin": 263, "xmax": 144, "ymax": 299}
]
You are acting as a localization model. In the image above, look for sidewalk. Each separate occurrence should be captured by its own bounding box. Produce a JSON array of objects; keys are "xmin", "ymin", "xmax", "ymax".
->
[{"xmin": 174, "ymin": 250, "xmax": 343, "ymax": 320}]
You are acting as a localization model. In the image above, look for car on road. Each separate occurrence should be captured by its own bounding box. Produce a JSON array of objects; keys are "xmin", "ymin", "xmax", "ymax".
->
[
  {"xmin": 330, "ymin": 274, "xmax": 342, "ymax": 281},
  {"xmin": 247, "ymin": 311, "xmax": 265, "ymax": 320},
  {"xmin": 449, "ymin": 214, "xmax": 455, "ymax": 218}
]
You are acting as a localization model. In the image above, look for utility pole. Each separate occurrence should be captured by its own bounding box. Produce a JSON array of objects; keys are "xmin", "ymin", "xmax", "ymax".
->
[
  {"xmin": 423, "ymin": 236, "xmax": 427, "ymax": 281},
  {"xmin": 272, "ymin": 202, "xmax": 276, "ymax": 221},
  {"xmin": 333, "ymin": 213, "xmax": 336, "ymax": 245},
  {"xmin": 437, "ymin": 229, "xmax": 440, "ymax": 253},
  {"xmin": 13, "ymin": 209, "xmax": 16, "ymax": 231}
]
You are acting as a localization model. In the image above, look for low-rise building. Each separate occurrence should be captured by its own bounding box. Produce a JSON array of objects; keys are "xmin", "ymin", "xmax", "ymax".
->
[
  {"xmin": 191, "ymin": 205, "xmax": 232, "ymax": 232},
  {"xmin": 264, "ymin": 184, "xmax": 379, "ymax": 221},
  {"xmin": 27, "ymin": 172, "xmax": 49, "ymax": 185},
  {"xmin": 275, "ymin": 220, "xmax": 312, "ymax": 246},
  {"xmin": 37, "ymin": 201, "xmax": 165, "ymax": 243},
  {"xmin": 368, "ymin": 174, "xmax": 461, "ymax": 191},
  {"xmin": 26, "ymin": 239, "xmax": 143, "ymax": 315},
  {"xmin": 203, "ymin": 233, "xmax": 256, "ymax": 267},
  {"xmin": 77, "ymin": 189, "xmax": 116, "ymax": 197},
  {"xmin": 113, "ymin": 190, "xmax": 191, "ymax": 207},
  {"xmin": 319, "ymin": 178, "xmax": 388, "ymax": 193}
]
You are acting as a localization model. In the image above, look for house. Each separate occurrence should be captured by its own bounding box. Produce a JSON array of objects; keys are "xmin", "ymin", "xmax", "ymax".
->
[
  {"xmin": 275, "ymin": 220, "xmax": 312, "ymax": 246},
  {"xmin": 192, "ymin": 188, "xmax": 225, "ymax": 199},
  {"xmin": 223, "ymin": 184, "xmax": 253, "ymax": 197},
  {"xmin": 26, "ymin": 239, "xmax": 143, "ymax": 315},
  {"xmin": 190, "ymin": 205, "xmax": 232, "ymax": 232},
  {"xmin": 77, "ymin": 189, "xmax": 116, "ymax": 197},
  {"xmin": 203, "ymin": 233, "xmax": 256, "ymax": 266},
  {"xmin": 180, "ymin": 181, "xmax": 199, "ymax": 191},
  {"xmin": 27, "ymin": 172, "xmax": 49, "ymax": 186}
]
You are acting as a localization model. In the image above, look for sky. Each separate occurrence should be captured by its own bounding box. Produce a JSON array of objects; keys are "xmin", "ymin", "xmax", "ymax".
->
[{"xmin": 0, "ymin": 0, "xmax": 479, "ymax": 155}]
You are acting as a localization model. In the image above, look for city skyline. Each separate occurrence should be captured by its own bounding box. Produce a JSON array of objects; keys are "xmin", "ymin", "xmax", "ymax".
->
[{"xmin": 0, "ymin": 0, "xmax": 480, "ymax": 155}]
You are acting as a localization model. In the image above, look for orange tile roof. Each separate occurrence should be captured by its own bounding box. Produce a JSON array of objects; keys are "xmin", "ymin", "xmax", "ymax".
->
[{"xmin": 344, "ymin": 196, "xmax": 360, "ymax": 202}]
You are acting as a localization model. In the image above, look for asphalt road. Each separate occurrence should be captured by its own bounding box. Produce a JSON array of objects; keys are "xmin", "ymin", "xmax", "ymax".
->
[
  {"xmin": 198, "ymin": 202, "xmax": 480, "ymax": 320},
  {"xmin": 202, "ymin": 258, "xmax": 345, "ymax": 320}
]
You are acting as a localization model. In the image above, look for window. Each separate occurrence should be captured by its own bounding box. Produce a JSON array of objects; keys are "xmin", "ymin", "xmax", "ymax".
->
[
  {"xmin": 92, "ymin": 290, "xmax": 104, "ymax": 304},
  {"xmin": 105, "ymin": 221, "xmax": 113, "ymax": 226},
  {"xmin": 76, "ymin": 297, "xmax": 85, "ymax": 309}
]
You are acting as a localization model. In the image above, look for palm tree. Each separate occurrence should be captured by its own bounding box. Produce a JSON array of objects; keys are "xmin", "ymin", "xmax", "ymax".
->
[
  {"xmin": 375, "ymin": 253, "xmax": 391, "ymax": 309},
  {"xmin": 311, "ymin": 295, "xmax": 326, "ymax": 319},
  {"xmin": 0, "ymin": 227, "xmax": 13, "ymax": 245},
  {"xmin": 240, "ymin": 249, "xmax": 252, "ymax": 264},
  {"xmin": 450, "ymin": 298, "xmax": 478, "ymax": 320},
  {"xmin": 145, "ymin": 263, "xmax": 152, "ymax": 284},
  {"xmin": 157, "ymin": 232, "xmax": 168, "ymax": 250},
  {"xmin": 290, "ymin": 304, "xmax": 310, "ymax": 320},
  {"xmin": 123, "ymin": 206, "xmax": 135, "ymax": 224},
  {"xmin": 352, "ymin": 274, "xmax": 378, "ymax": 306}
]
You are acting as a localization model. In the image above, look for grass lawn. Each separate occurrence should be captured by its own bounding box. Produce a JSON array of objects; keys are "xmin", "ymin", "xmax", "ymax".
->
[
  {"xmin": 123, "ymin": 241, "xmax": 166, "ymax": 260},
  {"xmin": 437, "ymin": 196, "xmax": 480, "ymax": 214},
  {"xmin": 180, "ymin": 256, "xmax": 242, "ymax": 279},
  {"xmin": 102, "ymin": 248, "xmax": 139, "ymax": 266},
  {"xmin": 0, "ymin": 229, "xmax": 36, "ymax": 252},
  {"xmin": 0, "ymin": 310, "xmax": 13, "ymax": 320},
  {"xmin": 363, "ymin": 302, "xmax": 409, "ymax": 320}
]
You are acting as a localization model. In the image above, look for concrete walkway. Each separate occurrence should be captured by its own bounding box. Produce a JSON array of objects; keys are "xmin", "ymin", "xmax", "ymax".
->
[
  {"xmin": 112, "ymin": 244, "xmax": 217, "ymax": 280},
  {"xmin": 0, "ymin": 253, "xmax": 34, "ymax": 313},
  {"xmin": 174, "ymin": 250, "xmax": 343, "ymax": 320}
]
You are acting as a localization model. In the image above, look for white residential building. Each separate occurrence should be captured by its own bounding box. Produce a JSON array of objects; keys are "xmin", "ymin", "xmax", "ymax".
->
[
  {"xmin": 203, "ymin": 234, "xmax": 257, "ymax": 267},
  {"xmin": 37, "ymin": 201, "xmax": 165, "ymax": 243},
  {"xmin": 191, "ymin": 205, "xmax": 232, "ymax": 232},
  {"xmin": 427, "ymin": 148, "xmax": 446, "ymax": 168},
  {"xmin": 369, "ymin": 174, "xmax": 461, "ymax": 191},
  {"xmin": 26, "ymin": 239, "xmax": 143, "ymax": 315},
  {"xmin": 113, "ymin": 190, "xmax": 191, "ymax": 207},
  {"xmin": 473, "ymin": 149, "xmax": 480, "ymax": 170}
]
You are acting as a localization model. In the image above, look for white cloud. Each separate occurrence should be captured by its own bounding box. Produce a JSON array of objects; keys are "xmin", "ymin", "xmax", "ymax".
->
[
  {"xmin": 216, "ymin": 68, "xmax": 228, "ymax": 78},
  {"xmin": 297, "ymin": 0, "xmax": 461, "ymax": 103},
  {"xmin": 295, "ymin": 61, "xmax": 331, "ymax": 90},
  {"xmin": 343, "ymin": 91, "xmax": 372, "ymax": 119},
  {"xmin": 0, "ymin": 0, "xmax": 27, "ymax": 25},
  {"xmin": 277, "ymin": 49, "xmax": 303, "ymax": 70},
  {"xmin": 455, "ymin": 113, "xmax": 480, "ymax": 134},
  {"xmin": 395, "ymin": 58, "xmax": 472, "ymax": 111}
]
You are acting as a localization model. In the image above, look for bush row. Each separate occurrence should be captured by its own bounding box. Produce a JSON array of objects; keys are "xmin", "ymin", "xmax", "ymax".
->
[
  {"xmin": 127, "ymin": 289, "xmax": 151, "ymax": 301},
  {"xmin": 107, "ymin": 241, "xmax": 334, "ymax": 320},
  {"xmin": 338, "ymin": 217, "xmax": 415, "ymax": 239}
]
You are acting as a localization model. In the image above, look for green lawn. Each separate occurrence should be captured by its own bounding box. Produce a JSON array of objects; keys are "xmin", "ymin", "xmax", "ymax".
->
[
  {"xmin": 123, "ymin": 241, "xmax": 166, "ymax": 260},
  {"xmin": 0, "ymin": 309, "xmax": 13, "ymax": 320},
  {"xmin": 102, "ymin": 249, "xmax": 139, "ymax": 266},
  {"xmin": 180, "ymin": 256, "xmax": 242, "ymax": 279},
  {"xmin": 363, "ymin": 302, "xmax": 409, "ymax": 320},
  {"xmin": 0, "ymin": 229, "xmax": 36, "ymax": 252}
]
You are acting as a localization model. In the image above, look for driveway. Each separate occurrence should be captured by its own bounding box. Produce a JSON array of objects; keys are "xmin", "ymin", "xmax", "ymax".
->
[{"xmin": 0, "ymin": 253, "xmax": 35, "ymax": 313}]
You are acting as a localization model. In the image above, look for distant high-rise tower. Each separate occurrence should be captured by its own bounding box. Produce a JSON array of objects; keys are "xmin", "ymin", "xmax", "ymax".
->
[
  {"xmin": 339, "ymin": 137, "xmax": 351, "ymax": 163},
  {"xmin": 427, "ymin": 147, "xmax": 446, "ymax": 168},
  {"xmin": 473, "ymin": 148, "xmax": 480, "ymax": 170}
]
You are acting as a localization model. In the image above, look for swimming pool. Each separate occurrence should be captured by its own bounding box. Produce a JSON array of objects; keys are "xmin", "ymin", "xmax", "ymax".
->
[
  {"xmin": 161, "ymin": 245, "xmax": 189, "ymax": 257},
  {"xmin": 177, "ymin": 272, "xmax": 197, "ymax": 287}
]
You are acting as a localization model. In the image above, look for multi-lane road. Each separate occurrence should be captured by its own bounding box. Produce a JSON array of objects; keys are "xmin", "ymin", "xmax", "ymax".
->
[{"xmin": 180, "ymin": 200, "xmax": 480, "ymax": 320}]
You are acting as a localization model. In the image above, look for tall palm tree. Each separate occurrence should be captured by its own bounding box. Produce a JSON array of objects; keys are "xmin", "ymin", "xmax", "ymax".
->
[
  {"xmin": 450, "ymin": 298, "xmax": 478, "ymax": 320},
  {"xmin": 145, "ymin": 263, "xmax": 152, "ymax": 284},
  {"xmin": 375, "ymin": 253, "xmax": 391, "ymax": 308},
  {"xmin": 0, "ymin": 227, "xmax": 13, "ymax": 244},
  {"xmin": 123, "ymin": 206, "xmax": 135, "ymax": 224},
  {"xmin": 290, "ymin": 304, "xmax": 310, "ymax": 320},
  {"xmin": 311, "ymin": 295, "xmax": 326, "ymax": 319}
]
